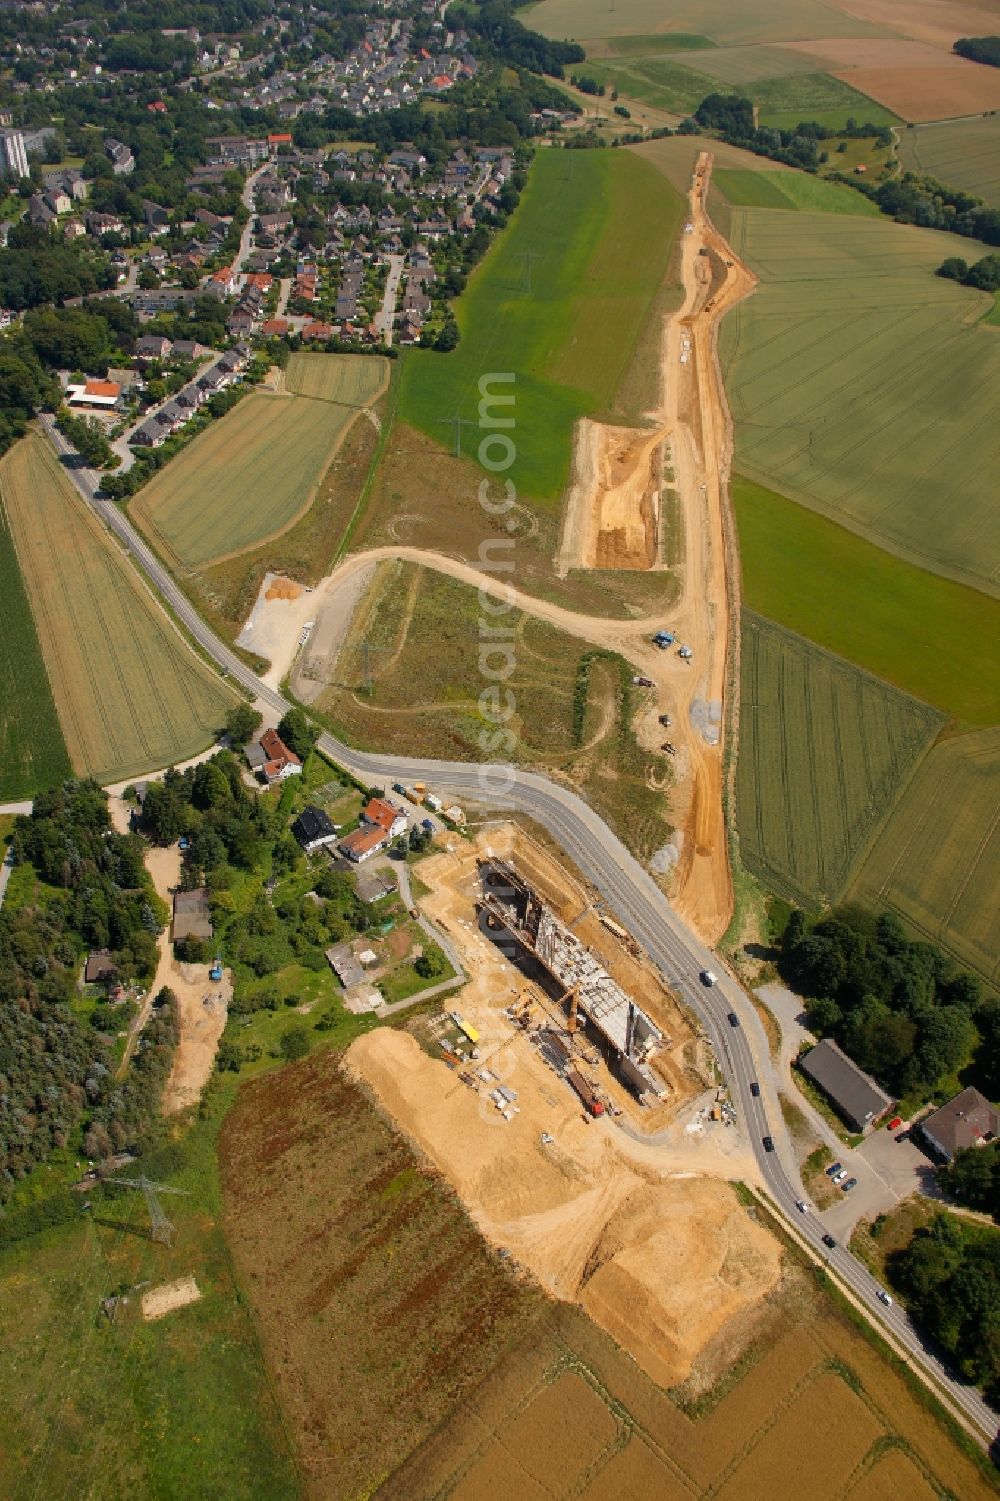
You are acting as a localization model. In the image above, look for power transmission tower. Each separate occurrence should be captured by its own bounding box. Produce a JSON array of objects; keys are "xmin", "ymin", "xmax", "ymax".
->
[
  {"xmin": 107, "ymin": 1176, "xmax": 190, "ymax": 1247},
  {"xmin": 513, "ymin": 250, "xmax": 542, "ymax": 293},
  {"xmin": 439, "ymin": 414, "xmax": 476, "ymax": 457}
]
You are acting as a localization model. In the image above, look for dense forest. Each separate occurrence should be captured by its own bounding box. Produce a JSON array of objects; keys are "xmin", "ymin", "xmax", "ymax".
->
[
  {"xmin": 780, "ymin": 907, "xmax": 987, "ymax": 1100},
  {"xmin": 889, "ymin": 1214, "xmax": 1000, "ymax": 1403},
  {"xmin": 0, "ymin": 781, "xmax": 174, "ymax": 1199}
]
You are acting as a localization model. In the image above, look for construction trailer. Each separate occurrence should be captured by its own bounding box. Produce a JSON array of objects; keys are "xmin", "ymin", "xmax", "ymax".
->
[{"xmin": 478, "ymin": 858, "xmax": 666, "ymax": 1102}]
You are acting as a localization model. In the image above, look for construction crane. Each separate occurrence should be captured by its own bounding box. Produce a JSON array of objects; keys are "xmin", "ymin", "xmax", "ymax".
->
[{"xmin": 106, "ymin": 1176, "xmax": 190, "ymax": 1247}]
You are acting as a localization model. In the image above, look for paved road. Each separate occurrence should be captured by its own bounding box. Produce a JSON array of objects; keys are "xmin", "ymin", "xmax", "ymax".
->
[{"xmin": 39, "ymin": 414, "xmax": 999, "ymax": 1448}]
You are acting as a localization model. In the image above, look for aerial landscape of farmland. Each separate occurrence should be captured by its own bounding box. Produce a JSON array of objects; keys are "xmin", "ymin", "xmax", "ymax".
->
[{"xmin": 0, "ymin": 0, "xmax": 999, "ymax": 1493}]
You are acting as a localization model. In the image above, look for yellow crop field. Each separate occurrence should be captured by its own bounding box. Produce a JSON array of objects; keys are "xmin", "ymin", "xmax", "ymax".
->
[
  {"xmin": 284, "ymin": 351, "xmax": 387, "ymax": 406},
  {"xmin": 0, "ymin": 432, "xmax": 235, "ymax": 783},
  {"xmin": 133, "ymin": 369, "xmax": 385, "ymax": 570}
]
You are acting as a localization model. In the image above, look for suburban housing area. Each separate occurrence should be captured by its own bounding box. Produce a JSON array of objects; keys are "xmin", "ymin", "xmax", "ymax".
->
[{"xmin": 0, "ymin": 0, "xmax": 998, "ymax": 1496}]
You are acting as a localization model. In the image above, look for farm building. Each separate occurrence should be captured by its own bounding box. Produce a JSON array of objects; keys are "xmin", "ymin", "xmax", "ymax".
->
[
  {"xmin": 66, "ymin": 378, "xmax": 123, "ymax": 411},
  {"xmin": 172, "ymin": 887, "xmax": 213, "ymax": 944},
  {"xmin": 922, "ymin": 1087, "xmax": 999, "ymax": 1162},
  {"xmin": 798, "ymin": 1039, "xmax": 893, "ymax": 1133},
  {"xmin": 292, "ymin": 805, "xmax": 338, "ymax": 854}
]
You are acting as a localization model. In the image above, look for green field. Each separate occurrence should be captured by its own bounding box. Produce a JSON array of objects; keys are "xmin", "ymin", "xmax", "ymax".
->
[
  {"xmin": 526, "ymin": 0, "xmax": 885, "ymax": 44},
  {"xmin": 850, "ymin": 726, "xmax": 1000, "ymax": 985},
  {"xmin": 1, "ymin": 433, "xmax": 235, "ymax": 784},
  {"xmin": 714, "ymin": 168, "xmax": 879, "ymax": 214},
  {"xmin": 720, "ymin": 208, "xmax": 1000, "ymax": 596},
  {"xmin": 397, "ymin": 148, "xmax": 683, "ymax": 506},
  {"xmin": 0, "ymin": 1089, "xmax": 301, "ymax": 1501},
  {"xmin": 0, "ymin": 496, "xmax": 71, "ymax": 800},
  {"xmin": 897, "ymin": 117, "xmax": 1000, "ymax": 209},
  {"xmin": 737, "ymin": 611, "xmax": 943, "ymax": 905},
  {"xmin": 582, "ymin": 48, "xmax": 896, "ymax": 129},
  {"xmin": 283, "ymin": 351, "xmax": 387, "ymax": 406},
  {"xmin": 133, "ymin": 382, "xmax": 382, "ymax": 569},
  {"xmin": 733, "ymin": 477, "xmax": 1000, "ymax": 725}
]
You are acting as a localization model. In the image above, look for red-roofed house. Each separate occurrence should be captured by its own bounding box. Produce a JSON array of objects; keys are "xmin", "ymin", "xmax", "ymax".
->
[
  {"xmin": 261, "ymin": 318, "xmax": 290, "ymax": 337},
  {"xmin": 268, "ymin": 132, "xmax": 293, "ymax": 147},
  {"xmin": 208, "ymin": 265, "xmax": 238, "ymax": 297},
  {"xmin": 246, "ymin": 728, "xmax": 302, "ymax": 783},
  {"xmin": 244, "ymin": 272, "xmax": 273, "ymax": 292},
  {"xmin": 339, "ymin": 825, "xmax": 390, "ymax": 863},
  {"xmin": 301, "ymin": 321, "xmax": 333, "ymax": 342},
  {"xmin": 362, "ymin": 797, "xmax": 408, "ymax": 838}
]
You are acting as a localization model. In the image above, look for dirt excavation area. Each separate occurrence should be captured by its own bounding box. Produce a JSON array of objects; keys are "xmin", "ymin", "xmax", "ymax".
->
[
  {"xmin": 559, "ymin": 418, "xmax": 669, "ymax": 572},
  {"xmin": 346, "ymin": 826, "xmax": 779, "ymax": 1390}
]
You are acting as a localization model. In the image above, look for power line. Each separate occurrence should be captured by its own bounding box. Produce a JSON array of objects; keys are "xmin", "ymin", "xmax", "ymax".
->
[
  {"xmin": 513, "ymin": 249, "xmax": 542, "ymax": 293},
  {"xmin": 105, "ymin": 1176, "xmax": 190, "ymax": 1247},
  {"xmin": 439, "ymin": 413, "xmax": 476, "ymax": 458}
]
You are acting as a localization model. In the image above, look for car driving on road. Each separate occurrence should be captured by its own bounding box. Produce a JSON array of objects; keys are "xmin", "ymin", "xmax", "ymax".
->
[
  {"xmin": 877, "ymin": 1290, "xmax": 892, "ymax": 1306},
  {"xmin": 762, "ymin": 1135, "xmax": 774, "ymax": 1152},
  {"xmin": 822, "ymin": 1234, "xmax": 836, "ymax": 1249},
  {"xmin": 750, "ymin": 1081, "xmax": 760, "ymax": 1097},
  {"xmin": 700, "ymin": 970, "xmax": 717, "ymax": 986}
]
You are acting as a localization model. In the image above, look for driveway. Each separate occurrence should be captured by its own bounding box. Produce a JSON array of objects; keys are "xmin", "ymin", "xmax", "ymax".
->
[{"xmin": 756, "ymin": 982, "xmax": 932, "ymax": 1238}]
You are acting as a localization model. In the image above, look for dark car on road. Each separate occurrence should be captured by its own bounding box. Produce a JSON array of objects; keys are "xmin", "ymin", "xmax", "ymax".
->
[
  {"xmin": 727, "ymin": 1012, "xmax": 739, "ymax": 1027},
  {"xmin": 822, "ymin": 1233, "xmax": 836, "ymax": 1249},
  {"xmin": 762, "ymin": 1135, "xmax": 774, "ymax": 1152},
  {"xmin": 750, "ymin": 1081, "xmax": 760, "ymax": 1097}
]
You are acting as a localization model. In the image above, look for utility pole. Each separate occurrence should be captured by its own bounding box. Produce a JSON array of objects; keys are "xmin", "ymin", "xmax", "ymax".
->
[
  {"xmin": 106, "ymin": 1176, "xmax": 190, "ymax": 1248},
  {"xmin": 439, "ymin": 414, "xmax": 476, "ymax": 458}
]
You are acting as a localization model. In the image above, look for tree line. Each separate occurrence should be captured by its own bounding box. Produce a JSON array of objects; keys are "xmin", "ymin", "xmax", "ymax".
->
[{"xmin": 780, "ymin": 906, "xmax": 988, "ymax": 1100}]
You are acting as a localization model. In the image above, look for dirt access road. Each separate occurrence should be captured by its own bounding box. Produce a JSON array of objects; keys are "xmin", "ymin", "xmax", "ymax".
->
[{"xmin": 255, "ymin": 156, "xmax": 754, "ymax": 944}]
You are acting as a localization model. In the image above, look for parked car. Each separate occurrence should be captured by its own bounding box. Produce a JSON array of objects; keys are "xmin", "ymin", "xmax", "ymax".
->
[
  {"xmin": 832, "ymin": 1170, "xmax": 847, "ymax": 1184},
  {"xmin": 762, "ymin": 1135, "xmax": 774, "ymax": 1153},
  {"xmin": 392, "ymin": 782, "xmax": 406, "ymax": 795},
  {"xmin": 826, "ymin": 1161, "xmax": 843, "ymax": 1177},
  {"xmin": 887, "ymin": 1116, "xmax": 902, "ymax": 1130},
  {"xmin": 822, "ymin": 1233, "xmax": 837, "ymax": 1249},
  {"xmin": 750, "ymin": 1081, "xmax": 760, "ymax": 1098},
  {"xmin": 632, "ymin": 675, "xmax": 654, "ymax": 687},
  {"xmin": 421, "ymin": 818, "xmax": 434, "ymax": 833},
  {"xmin": 842, "ymin": 1177, "xmax": 858, "ymax": 1193},
  {"xmin": 877, "ymin": 1290, "xmax": 892, "ymax": 1306}
]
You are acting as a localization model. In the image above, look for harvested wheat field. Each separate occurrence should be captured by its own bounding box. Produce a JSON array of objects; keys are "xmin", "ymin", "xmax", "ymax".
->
[
  {"xmin": 826, "ymin": 0, "xmax": 1000, "ymax": 51},
  {"xmin": 780, "ymin": 37, "xmax": 1000, "ymax": 120},
  {"xmin": 0, "ymin": 432, "xmax": 234, "ymax": 783}
]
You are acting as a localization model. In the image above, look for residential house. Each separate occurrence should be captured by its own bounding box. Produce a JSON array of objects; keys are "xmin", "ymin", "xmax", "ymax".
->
[
  {"xmin": 105, "ymin": 137, "xmax": 135, "ymax": 175},
  {"xmin": 66, "ymin": 378, "xmax": 123, "ymax": 411},
  {"xmin": 135, "ymin": 334, "xmax": 172, "ymax": 362},
  {"xmin": 130, "ymin": 418, "xmax": 167, "ymax": 448},
  {"xmin": 361, "ymin": 796, "xmax": 408, "ymax": 839},
  {"xmin": 83, "ymin": 949, "xmax": 117, "ymax": 985},
  {"xmin": 292, "ymin": 805, "xmax": 339, "ymax": 854},
  {"xmin": 338, "ymin": 825, "xmax": 391, "ymax": 863},
  {"xmin": 922, "ymin": 1088, "xmax": 1000, "ymax": 1162},
  {"xmin": 246, "ymin": 727, "xmax": 302, "ymax": 783},
  {"xmin": 143, "ymin": 199, "xmax": 169, "ymax": 229}
]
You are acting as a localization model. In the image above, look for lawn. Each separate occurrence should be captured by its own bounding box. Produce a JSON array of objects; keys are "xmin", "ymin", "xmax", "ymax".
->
[
  {"xmin": 733, "ymin": 477, "xmax": 1000, "ymax": 725},
  {"xmin": 713, "ymin": 168, "xmax": 880, "ymax": 214},
  {"xmin": 397, "ymin": 147, "xmax": 683, "ymax": 506},
  {"xmin": 736, "ymin": 610, "xmax": 943, "ymax": 905},
  {"xmin": 0, "ymin": 432, "xmax": 235, "ymax": 784},
  {"xmin": 0, "ymin": 1084, "xmax": 301, "ymax": 1501},
  {"xmin": 720, "ymin": 208, "xmax": 1000, "ymax": 597},
  {"xmin": 0, "ymin": 491, "xmax": 71, "ymax": 800},
  {"xmin": 849, "ymin": 725, "xmax": 1000, "ymax": 985},
  {"xmin": 897, "ymin": 117, "xmax": 1000, "ymax": 209},
  {"xmin": 132, "ymin": 377, "xmax": 384, "ymax": 570}
]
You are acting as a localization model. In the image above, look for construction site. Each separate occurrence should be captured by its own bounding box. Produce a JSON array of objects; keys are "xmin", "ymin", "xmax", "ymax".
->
[{"xmin": 345, "ymin": 826, "xmax": 774, "ymax": 1391}]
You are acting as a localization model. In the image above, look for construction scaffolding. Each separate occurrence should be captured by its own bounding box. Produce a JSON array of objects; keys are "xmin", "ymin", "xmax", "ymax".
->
[{"xmin": 478, "ymin": 858, "xmax": 666, "ymax": 1100}]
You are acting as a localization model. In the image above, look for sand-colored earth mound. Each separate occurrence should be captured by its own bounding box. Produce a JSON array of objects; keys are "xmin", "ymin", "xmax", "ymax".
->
[{"xmin": 346, "ymin": 1028, "xmax": 781, "ymax": 1388}]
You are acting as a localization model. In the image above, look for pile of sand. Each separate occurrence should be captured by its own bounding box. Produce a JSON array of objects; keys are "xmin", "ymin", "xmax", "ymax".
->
[
  {"xmin": 265, "ymin": 576, "xmax": 302, "ymax": 601},
  {"xmin": 141, "ymin": 1275, "xmax": 201, "ymax": 1321},
  {"xmin": 346, "ymin": 1029, "xmax": 781, "ymax": 1388}
]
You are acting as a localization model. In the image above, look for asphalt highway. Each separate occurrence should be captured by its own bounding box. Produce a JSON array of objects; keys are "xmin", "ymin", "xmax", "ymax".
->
[{"xmin": 41, "ymin": 416, "xmax": 998, "ymax": 1447}]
